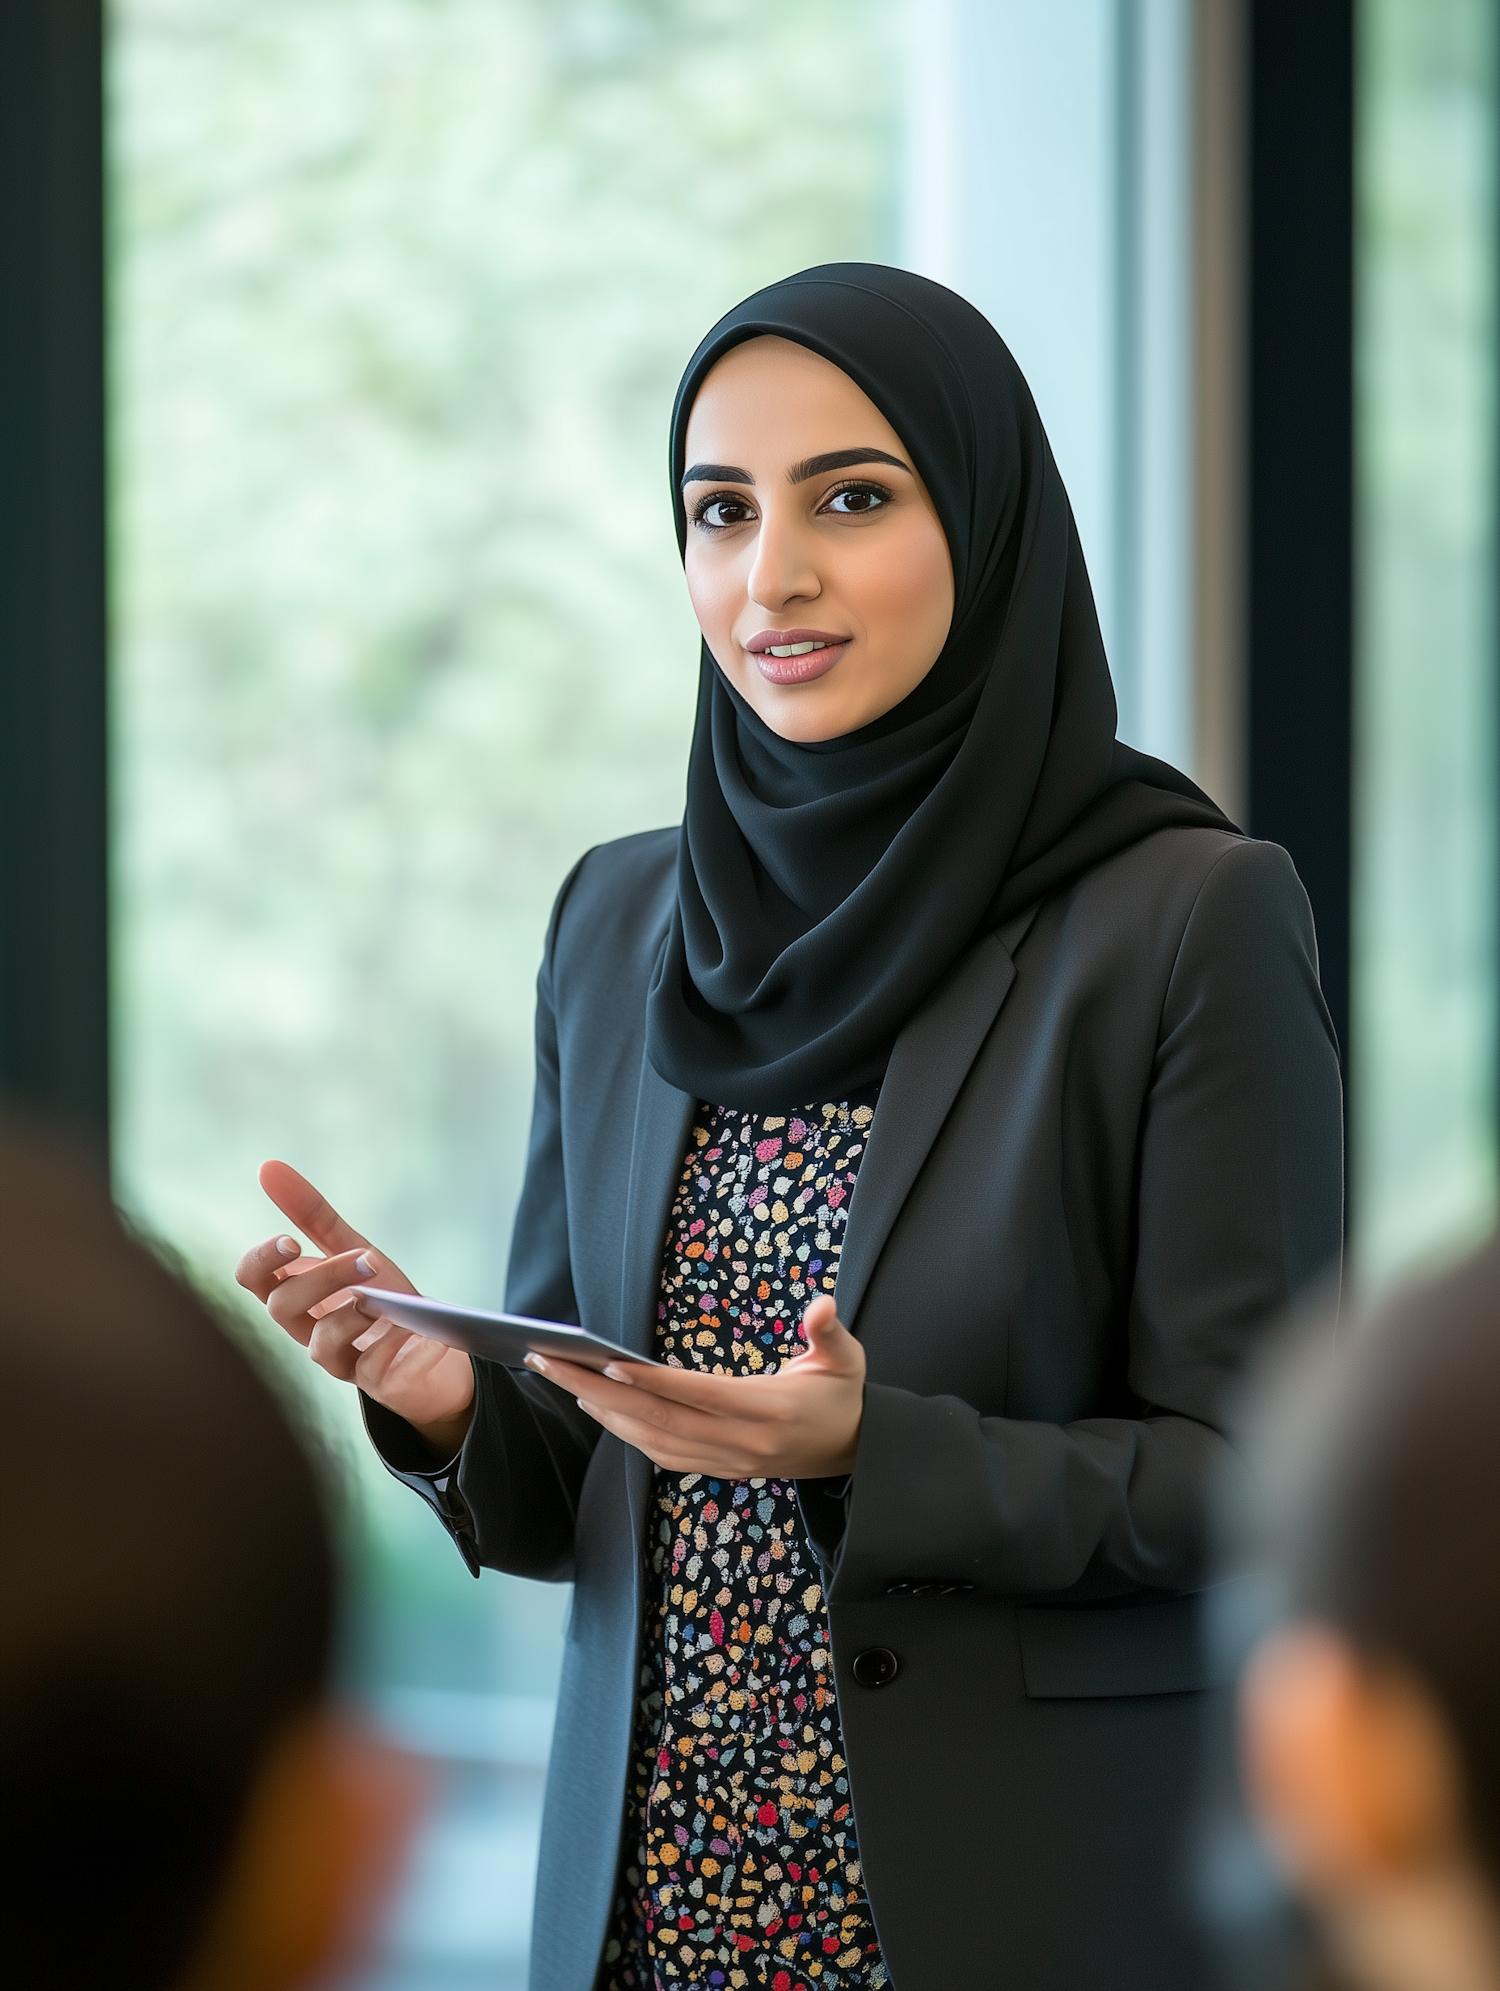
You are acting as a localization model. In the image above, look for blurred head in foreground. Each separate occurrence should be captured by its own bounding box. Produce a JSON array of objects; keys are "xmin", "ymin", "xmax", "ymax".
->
[
  {"xmin": 1238, "ymin": 1237, "xmax": 1500, "ymax": 1991},
  {"xmin": 0, "ymin": 1125, "xmax": 418, "ymax": 1991}
]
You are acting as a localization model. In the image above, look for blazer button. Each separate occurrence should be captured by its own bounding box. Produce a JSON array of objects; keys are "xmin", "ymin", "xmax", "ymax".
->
[{"xmin": 851, "ymin": 1646, "xmax": 900, "ymax": 1690}]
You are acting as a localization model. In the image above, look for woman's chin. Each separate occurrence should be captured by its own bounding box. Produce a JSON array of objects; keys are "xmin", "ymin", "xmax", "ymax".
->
[
  {"xmin": 729, "ymin": 671, "xmax": 884, "ymax": 744},
  {"xmin": 752, "ymin": 694, "xmax": 866, "ymax": 743}
]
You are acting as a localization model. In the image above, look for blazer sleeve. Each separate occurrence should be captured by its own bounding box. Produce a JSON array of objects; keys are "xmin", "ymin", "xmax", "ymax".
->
[
  {"xmin": 817, "ymin": 839, "xmax": 1344, "ymax": 1602},
  {"xmin": 362, "ymin": 859, "xmax": 604, "ymax": 1582}
]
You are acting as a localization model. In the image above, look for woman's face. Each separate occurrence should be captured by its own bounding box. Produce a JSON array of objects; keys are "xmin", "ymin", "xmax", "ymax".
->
[{"xmin": 681, "ymin": 335, "xmax": 955, "ymax": 743}]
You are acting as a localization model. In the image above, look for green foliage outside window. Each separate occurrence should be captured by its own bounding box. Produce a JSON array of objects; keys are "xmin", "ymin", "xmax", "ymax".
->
[
  {"xmin": 1355, "ymin": 0, "xmax": 1497, "ymax": 1282},
  {"xmin": 112, "ymin": 0, "xmax": 900, "ymax": 1691}
]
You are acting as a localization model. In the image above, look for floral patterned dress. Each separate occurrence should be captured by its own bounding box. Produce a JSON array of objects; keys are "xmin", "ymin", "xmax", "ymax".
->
[{"xmin": 602, "ymin": 1098, "xmax": 888, "ymax": 1991}]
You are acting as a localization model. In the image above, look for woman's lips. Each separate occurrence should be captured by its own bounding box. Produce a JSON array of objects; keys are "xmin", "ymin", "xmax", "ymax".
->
[{"xmin": 743, "ymin": 628, "xmax": 850, "ymax": 686}]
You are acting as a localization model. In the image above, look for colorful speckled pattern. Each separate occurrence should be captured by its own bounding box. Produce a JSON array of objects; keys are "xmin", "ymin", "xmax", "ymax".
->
[{"xmin": 602, "ymin": 1099, "xmax": 887, "ymax": 1991}]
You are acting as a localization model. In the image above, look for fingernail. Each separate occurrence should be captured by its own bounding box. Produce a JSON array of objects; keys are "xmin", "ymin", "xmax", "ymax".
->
[
  {"xmin": 524, "ymin": 1352, "xmax": 547, "ymax": 1373},
  {"xmin": 355, "ymin": 1252, "xmax": 377, "ymax": 1278},
  {"xmin": 602, "ymin": 1363, "xmax": 631, "ymax": 1384},
  {"xmin": 277, "ymin": 1235, "xmax": 300, "ymax": 1258},
  {"xmin": 352, "ymin": 1322, "xmax": 389, "ymax": 1351}
]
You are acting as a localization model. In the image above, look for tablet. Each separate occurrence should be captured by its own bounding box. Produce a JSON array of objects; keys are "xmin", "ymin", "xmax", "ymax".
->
[{"xmin": 353, "ymin": 1287, "xmax": 663, "ymax": 1373}]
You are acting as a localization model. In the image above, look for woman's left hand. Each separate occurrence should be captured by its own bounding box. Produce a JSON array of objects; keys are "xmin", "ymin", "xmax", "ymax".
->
[{"xmin": 525, "ymin": 1295, "xmax": 865, "ymax": 1479}]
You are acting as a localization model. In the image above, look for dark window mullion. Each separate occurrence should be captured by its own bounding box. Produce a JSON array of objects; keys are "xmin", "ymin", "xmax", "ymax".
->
[{"xmin": 0, "ymin": 0, "xmax": 109, "ymax": 1149}]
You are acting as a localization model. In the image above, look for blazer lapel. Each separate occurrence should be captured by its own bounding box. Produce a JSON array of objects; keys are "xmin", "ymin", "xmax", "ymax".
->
[
  {"xmin": 619, "ymin": 1049, "xmax": 698, "ymax": 1358},
  {"xmin": 617, "ymin": 1048, "xmax": 696, "ymax": 1539},
  {"xmin": 836, "ymin": 908, "xmax": 1040, "ymax": 1328}
]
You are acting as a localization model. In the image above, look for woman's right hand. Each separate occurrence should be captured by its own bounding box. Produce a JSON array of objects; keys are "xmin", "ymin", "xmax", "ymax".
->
[{"xmin": 234, "ymin": 1159, "xmax": 476, "ymax": 1458}]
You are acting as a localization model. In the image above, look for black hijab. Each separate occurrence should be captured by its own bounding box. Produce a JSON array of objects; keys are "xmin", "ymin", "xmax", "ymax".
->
[{"xmin": 645, "ymin": 263, "xmax": 1235, "ymax": 1109}]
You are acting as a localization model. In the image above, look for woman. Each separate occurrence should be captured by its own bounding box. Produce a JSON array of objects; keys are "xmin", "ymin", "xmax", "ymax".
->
[{"xmin": 238, "ymin": 264, "xmax": 1343, "ymax": 1991}]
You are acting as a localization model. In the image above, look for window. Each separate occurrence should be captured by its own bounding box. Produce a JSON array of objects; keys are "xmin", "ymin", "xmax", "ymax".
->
[
  {"xmin": 113, "ymin": 4, "xmax": 904, "ymax": 1983},
  {"xmin": 1353, "ymin": 0, "xmax": 1498, "ymax": 1281}
]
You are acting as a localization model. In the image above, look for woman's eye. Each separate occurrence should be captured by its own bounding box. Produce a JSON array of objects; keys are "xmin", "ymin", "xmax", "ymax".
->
[
  {"xmin": 693, "ymin": 493, "xmax": 756, "ymax": 530},
  {"xmin": 821, "ymin": 481, "xmax": 890, "ymax": 517}
]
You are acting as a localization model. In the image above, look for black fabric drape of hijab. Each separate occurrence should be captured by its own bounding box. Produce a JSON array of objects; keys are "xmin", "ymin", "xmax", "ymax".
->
[{"xmin": 645, "ymin": 263, "xmax": 1237, "ymax": 1109}]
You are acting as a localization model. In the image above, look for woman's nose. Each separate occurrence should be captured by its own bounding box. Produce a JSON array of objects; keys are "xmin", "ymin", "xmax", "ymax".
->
[{"xmin": 746, "ymin": 509, "xmax": 821, "ymax": 611}]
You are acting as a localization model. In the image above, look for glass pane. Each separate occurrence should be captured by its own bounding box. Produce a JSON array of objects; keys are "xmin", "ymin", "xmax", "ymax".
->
[
  {"xmin": 1354, "ymin": 0, "xmax": 1498, "ymax": 1283},
  {"xmin": 111, "ymin": 4, "xmax": 901, "ymax": 1985}
]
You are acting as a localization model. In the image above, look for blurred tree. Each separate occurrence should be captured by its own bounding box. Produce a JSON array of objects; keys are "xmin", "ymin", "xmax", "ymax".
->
[
  {"xmin": 114, "ymin": 8, "xmax": 900, "ymax": 1977},
  {"xmin": 1355, "ymin": 0, "xmax": 1497, "ymax": 1280},
  {"xmin": 114, "ymin": 0, "xmax": 899, "ymax": 1306}
]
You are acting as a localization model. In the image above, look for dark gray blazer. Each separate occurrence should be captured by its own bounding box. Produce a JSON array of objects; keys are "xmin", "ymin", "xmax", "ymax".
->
[{"xmin": 368, "ymin": 821, "xmax": 1343, "ymax": 1991}]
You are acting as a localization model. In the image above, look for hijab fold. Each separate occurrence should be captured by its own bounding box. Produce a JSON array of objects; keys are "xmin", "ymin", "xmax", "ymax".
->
[{"xmin": 645, "ymin": 265, "xmax": 1235, "ymax": 1109}]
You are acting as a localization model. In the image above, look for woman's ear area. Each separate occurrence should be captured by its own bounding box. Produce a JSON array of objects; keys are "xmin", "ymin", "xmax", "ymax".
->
[
  {"xmin": 177, "ymin": 1711, "xmax": 426, "ymax": 1991},
  {"xmin": 1238, "ymin": 1622, "xmax": 1469, "ymax": 1900}
]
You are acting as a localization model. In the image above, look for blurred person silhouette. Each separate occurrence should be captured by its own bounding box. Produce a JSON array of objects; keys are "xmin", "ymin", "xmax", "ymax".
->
[
  {"xmin": 0, "ymin": 1124, "xmax": 419, "ymax": 1991},
  {"xmin": 1234, "ymin": 1238, "xmax": 1500, "ymax": 1991}
]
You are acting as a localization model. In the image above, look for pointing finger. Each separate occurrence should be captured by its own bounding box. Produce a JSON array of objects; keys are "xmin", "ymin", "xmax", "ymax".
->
[{"xmin": 258, "ymin": 1159, "xmax": 369, "ymax": 1259}]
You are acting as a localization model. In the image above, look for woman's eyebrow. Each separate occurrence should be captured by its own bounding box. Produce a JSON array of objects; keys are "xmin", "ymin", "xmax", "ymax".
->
[
  {"xmin": 787, "ymin": 447, "xmax": 910, "ymax": 483},
  {"xmin": 680, "ymin": 462, "xmax": 753, "ymax": 488}
]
